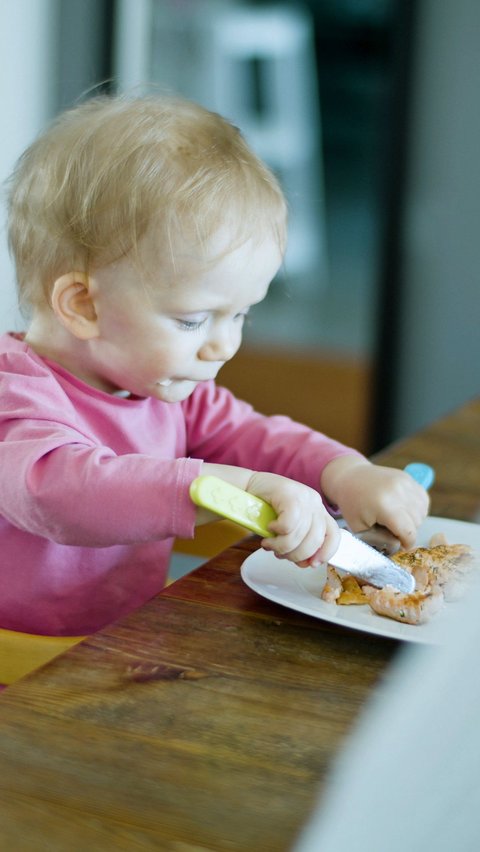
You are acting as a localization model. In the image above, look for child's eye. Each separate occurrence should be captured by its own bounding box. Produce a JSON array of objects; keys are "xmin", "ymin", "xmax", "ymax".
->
[{"xmin": 176, "ymin": 317, "xmax": 208, "ymax": 331}]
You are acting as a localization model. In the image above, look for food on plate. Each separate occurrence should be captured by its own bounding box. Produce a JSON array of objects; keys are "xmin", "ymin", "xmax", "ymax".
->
[
  {"xmin": 337, "ymin": 574, "xmax": 368, "ymax": 606},
  {"xmin": 321, "ymin": 564, "xmax": 344, "ymax": 603},
  {"xmin": 321, "ymin": 566, "xmax": 368, "ymax": 605},
  {"xmin": 392, "ymin": 542, "xmax": 473, "ymax": 602},
  {"xmin": 362, "ymin": 585, "xmax": 444, "ymax": 625},
  {"xmin": 321, "ymin": 535, "xmax": 474, "ymax": 625}
]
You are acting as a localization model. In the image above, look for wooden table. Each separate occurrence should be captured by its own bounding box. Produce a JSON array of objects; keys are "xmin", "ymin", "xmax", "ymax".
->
[{"xmin": 0, "ymin": 399, "xmax": 479, "ymax": 851}]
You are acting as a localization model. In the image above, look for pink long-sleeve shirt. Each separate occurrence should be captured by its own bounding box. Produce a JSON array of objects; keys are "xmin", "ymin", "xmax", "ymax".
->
[{"xmin": 0, "ymin": 332, "xmax": 360, "ymax": 636}]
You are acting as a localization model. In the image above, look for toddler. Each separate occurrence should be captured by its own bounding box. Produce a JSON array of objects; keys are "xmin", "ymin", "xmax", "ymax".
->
[{"xmin": 0, "ymin": 94, "xmax": 428, "ymax": 636}]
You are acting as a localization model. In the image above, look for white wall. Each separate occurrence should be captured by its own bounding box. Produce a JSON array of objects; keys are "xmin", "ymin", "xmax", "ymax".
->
[
  {"xmin": 0, "ymin": 0, "xmax": 57, "ymax": 333},
  {"xmin": 393, "ymin": 0, "xmax": 480, "ymax": 437}
]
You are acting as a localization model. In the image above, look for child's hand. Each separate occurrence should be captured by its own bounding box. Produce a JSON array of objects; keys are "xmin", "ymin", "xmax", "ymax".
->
[
  {"xmin": 321, "ymin": 457, "xmax": 430, "ymax": 549},
  {"xmin": 247, "ymin": 471, "xmax": 340, "ymax": 567}
]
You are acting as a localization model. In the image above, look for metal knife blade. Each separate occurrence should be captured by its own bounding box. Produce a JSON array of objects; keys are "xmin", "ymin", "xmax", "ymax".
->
[
  {"xmin": 329, "ymin": 528, "xmax": 415, "ymax": 593},
  {"xmin": 190, "ymin": 475, "xmax": 415, "ymax": 593}
]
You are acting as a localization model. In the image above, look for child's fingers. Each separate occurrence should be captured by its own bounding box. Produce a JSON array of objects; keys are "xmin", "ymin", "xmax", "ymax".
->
[
  {"xmin": 252, "ymin": 478, "xmax": 340, "ymax": 566},
  {"xmin": 305, "ymin": 517, "xmax": 341, "ymax": 566},
  {"xmin": 264, "ymin": 513, "xmax": 311, "ymax": 555},
  {"xmin": 262, "ymin": 516, "xmax": 316, "ymax": 562},
  {"xmin": 276, "ymin": 517, "xmax": 327, "ymax": 565},
  {"xmin": 269, "ymin": 514, "xmax": 340, "ymax": 568},
  {"xmin": 376, "ymin": 507, "xmax": 420, "ymax": 550},
  {"xmin": 376, "ymin": 486, "xmax": 429, "ymax": 548}
]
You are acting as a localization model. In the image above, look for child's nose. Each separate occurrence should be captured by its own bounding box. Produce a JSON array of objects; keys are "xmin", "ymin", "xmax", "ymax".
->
[{"xmin": 198, "ymin": 324, "xmax": 240, "ymax": 362}]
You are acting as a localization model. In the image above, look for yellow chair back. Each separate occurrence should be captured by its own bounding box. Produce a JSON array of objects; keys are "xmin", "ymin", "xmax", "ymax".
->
[{"xmin": 0, "ymin": 629, "xmax": 84, "ymax": 685}]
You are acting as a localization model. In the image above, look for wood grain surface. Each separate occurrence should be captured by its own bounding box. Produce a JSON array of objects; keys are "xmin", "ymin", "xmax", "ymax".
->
[{"xmin": 0, "ymin": 398, "xmax": 478, "ymax": 851}]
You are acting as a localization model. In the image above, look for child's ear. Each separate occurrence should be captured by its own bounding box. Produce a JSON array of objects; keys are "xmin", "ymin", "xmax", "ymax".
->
[{"xmin": 51, "ymin": 272, "xmax": 99, "ymax": 340}]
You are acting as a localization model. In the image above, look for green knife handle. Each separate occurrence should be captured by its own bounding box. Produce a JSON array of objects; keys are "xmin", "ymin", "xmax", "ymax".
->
[{"xmin": 189, "ymin": 476, "xmax": 277, "ymax": 538}]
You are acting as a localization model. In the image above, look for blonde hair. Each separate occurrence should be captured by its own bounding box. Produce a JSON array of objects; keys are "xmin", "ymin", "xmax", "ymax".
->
[{"xmin": 6, "ymin": 93, "xmax": 287, "ymax": 311}]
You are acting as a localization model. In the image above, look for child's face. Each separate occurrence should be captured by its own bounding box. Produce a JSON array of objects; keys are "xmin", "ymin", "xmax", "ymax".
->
[{"xmin": 87, "ymin": 230, "xmax": 283, "ymax": 402}]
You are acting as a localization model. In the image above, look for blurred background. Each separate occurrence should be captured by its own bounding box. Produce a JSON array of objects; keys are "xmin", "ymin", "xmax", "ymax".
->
[{"xmin": 1, "ymin": 0, "xmax": 479, "ymax": 454}]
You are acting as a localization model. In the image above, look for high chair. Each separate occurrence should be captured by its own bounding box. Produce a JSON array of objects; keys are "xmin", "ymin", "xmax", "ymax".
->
[{"xmin": 0, "ymin": 519, "xmax": 246, "ymax": 686}]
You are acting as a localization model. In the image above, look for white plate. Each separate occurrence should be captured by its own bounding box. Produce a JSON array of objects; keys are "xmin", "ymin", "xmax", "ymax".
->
[{"xmin": 241, "ymin": 517, "xmax": 480, "ymax": 643}]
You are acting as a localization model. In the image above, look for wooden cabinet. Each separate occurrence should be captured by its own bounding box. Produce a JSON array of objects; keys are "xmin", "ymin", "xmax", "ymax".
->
[{"xmin": 219, "ymin": 345, "xmax": 373, "ymax": 454}]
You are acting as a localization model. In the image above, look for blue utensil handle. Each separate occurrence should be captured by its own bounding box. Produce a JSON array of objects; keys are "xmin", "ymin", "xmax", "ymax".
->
[{"xmin": 404, "ymin": 462, "xmax": 435, "ymax": 490}]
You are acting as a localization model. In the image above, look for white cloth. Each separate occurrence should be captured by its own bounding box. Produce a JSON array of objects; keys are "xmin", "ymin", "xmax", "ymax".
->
[{"xmin": 295, "ymin": 566, "xmax": 480, "ymax": 852}]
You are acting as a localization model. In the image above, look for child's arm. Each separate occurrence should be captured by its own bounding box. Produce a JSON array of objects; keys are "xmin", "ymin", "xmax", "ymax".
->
[
  {"xmin": 187, "ymin": 385, "xmax": 427, "ymax": 560},
  {"xmin": 320, "ymin": 456, "xmax": 430, "ymax": 549},
  {"xmin": 197, "ymin": 454, "xmax": 429, "ymax": 566},
  {"xmin": 197, "ymin": 462, "xmax": 340, "ymax": 567}
]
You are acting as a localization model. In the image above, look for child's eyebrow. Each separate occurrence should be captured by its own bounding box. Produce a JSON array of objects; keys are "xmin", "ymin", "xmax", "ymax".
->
[
  {"xmin": 168, "ymin": 298, "xmax": 257, "ymax": 315},
  {"xmin": 170, "ymin": 310, "xmax": 211, "ymax": 318}
]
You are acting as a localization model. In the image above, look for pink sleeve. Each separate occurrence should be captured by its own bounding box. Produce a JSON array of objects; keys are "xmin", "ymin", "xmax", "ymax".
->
[
  {"xmin": 0, "ymin": 354, "xmax": 202, "ymax": 545},
  {"xmin": 183, "ymin": 382, "xmax": 365, "ymax": 503},
  {"xmin": 0, "ymin": 444, "xmax": 202, "ymax": 546}
]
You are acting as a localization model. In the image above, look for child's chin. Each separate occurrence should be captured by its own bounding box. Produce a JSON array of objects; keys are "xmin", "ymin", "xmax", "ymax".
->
[{"xmin": 155, "ymin": 379, "xmax": 197, "ymax": 402}]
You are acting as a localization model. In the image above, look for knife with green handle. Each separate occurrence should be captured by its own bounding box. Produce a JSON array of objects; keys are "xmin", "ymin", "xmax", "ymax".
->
[
  {"xmin": 190, "ymin": 475, "xmax": 276, "ymax": 538},
  {"xmin": 189, "ymin": 473, "xmax": 426, "ymax": 593}
]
